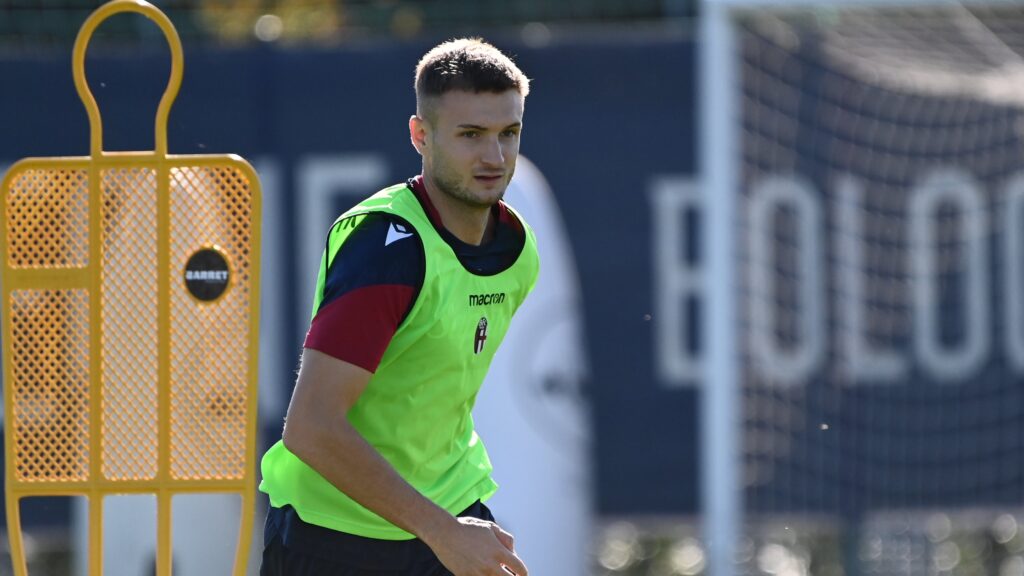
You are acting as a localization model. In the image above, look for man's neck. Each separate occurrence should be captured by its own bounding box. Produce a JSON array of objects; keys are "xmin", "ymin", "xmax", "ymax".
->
[{"xmin": 421, "ymin": 174, "xmax": 495, "ymax": 246}]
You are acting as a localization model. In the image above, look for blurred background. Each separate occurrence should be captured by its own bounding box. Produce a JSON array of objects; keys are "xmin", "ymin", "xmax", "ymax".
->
[{"xmin": 4, "ymin": 0, "xmax": 1024, "ymax": 575}]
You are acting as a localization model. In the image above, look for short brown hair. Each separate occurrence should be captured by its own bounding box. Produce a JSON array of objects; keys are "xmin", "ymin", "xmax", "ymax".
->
[{"xmin": 415, "ymin": 38, "xmax": 530, "ymax": 117}]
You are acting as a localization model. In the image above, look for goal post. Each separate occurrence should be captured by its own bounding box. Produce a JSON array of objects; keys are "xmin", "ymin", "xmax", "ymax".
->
[
  {"xmin": 700, "ymin": 3, "xmax": 741, "ymax": 576},
  {"xmin": 701, "ymin": 1, "xmax": 1024, "ymax": 574}
]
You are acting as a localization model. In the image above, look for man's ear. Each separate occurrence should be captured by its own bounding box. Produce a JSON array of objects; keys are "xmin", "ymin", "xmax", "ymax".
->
[{"xmin": 409, "ymin": 115, "xmax": 428, "ymax": 155}]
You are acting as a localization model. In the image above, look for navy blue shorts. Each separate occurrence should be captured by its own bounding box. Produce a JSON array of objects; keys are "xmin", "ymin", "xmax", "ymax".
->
[{"xmin": 259, "ymin": 501, "xmax": 496, "ymax": 576}]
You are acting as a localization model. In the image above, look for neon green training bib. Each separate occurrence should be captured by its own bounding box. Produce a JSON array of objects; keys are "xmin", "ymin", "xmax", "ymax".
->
[{"xmin": 259, "ymin": 183, "xmax": 539, "ymax": 540}]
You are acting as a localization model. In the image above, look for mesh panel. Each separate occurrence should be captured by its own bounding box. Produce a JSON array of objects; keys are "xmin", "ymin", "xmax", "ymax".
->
[
  {"xmin": 5, "ymin": 168, "xmax": 89, "ymax": 269},
  {"xmin": 2, "ymin": 154, "xmax": 259, "ymax": 575},
  {"xmin": 169, "ymin": 166, "xmax": 253, "ymax": 480},
  {"xmin": 9, "ymin": 289, "xmax": 90, "ymax": 483},
  {"xmin": 100, "ymin": 168, "xmax": 159, "ymax": 481}
]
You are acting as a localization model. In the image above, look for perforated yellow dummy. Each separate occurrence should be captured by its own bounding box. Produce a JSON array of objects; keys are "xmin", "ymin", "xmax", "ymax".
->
[{"xmin": 0, "ymin": 1, "xmax": 261, "ymax": 574}]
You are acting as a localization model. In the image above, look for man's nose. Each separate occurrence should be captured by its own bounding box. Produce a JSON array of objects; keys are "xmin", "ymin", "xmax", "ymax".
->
[{"xmin": 481, "ymin": 136, "xmax": 505, "ymax": 165}]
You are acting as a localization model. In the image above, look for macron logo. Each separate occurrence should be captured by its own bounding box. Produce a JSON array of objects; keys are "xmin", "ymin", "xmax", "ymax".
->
[
  {"xmin": 385, "ymin": 222, "xmax": 414, "ymax": 246},
  {"xmin": 469, "ymin": 293, "xmax": 506, "ymax": 306}
]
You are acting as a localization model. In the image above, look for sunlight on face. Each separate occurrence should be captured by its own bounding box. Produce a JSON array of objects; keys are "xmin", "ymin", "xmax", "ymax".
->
[{"xmin": 422, "ymin": 90, "xmax": 524, "ymax": 209}]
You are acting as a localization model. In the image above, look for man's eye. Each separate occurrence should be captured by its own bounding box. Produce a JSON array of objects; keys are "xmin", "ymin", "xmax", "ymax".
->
[
  {"xmin": 461, "ymin": 132, "xmax": 480, "ymax": 138},
  {"xmin": 501, "ymin": 130, "xmax": 519, "ymax": 137}
]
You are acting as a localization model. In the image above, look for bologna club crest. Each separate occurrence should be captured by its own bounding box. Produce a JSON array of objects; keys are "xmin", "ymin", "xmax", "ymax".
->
[{"xmin": 474, "ymin": 317, "xmax": 489, "ymax": 354}]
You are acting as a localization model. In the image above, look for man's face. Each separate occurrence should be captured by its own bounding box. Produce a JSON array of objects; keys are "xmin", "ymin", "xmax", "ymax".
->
[{"xmin": 416, "ymin": 89, "xmax": 524, "ymax": 209}]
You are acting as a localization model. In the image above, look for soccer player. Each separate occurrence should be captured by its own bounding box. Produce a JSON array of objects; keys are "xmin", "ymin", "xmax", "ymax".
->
[{"xmin": 259, "ymin": 38, "xmax": 537, "ymax": 576}]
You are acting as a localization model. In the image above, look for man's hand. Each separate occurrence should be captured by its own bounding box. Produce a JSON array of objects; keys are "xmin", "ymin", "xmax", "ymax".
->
[{"xmin": 427, "ymin": 517, "xmax": 529, "ymax": 576}]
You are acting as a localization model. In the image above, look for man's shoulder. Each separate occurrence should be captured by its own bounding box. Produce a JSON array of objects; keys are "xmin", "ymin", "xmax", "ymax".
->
[
  {"xmin": 321, "ymin": 212, "xmax": 421, "ymax": 278},
  {"xmin": 340, "ymin": 182, "xmax": 419, "ymax": 221},
  {"xmin": 327, "ymin": 210, "xmax": 425, "ymax": 269},
  {"xmin": 332, "ymin": 209, "xmax": 411, "ymax": 235}
]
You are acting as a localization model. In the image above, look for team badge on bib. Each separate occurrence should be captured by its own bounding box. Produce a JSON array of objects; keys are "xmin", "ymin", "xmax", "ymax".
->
[{"xmin": 474, "ymin": 317, "xmax": 489, "ymax": 354}]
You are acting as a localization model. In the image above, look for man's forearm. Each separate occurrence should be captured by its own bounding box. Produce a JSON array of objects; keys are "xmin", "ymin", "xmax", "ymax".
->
[{"xmin": 283, "ymin": 418, "xmax": 457, "ymax": 545}]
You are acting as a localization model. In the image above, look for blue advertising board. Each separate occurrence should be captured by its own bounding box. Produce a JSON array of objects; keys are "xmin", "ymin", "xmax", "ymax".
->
[{"xmin": 0, "ymin": 33, "xmax": 700, "ymax": 527}]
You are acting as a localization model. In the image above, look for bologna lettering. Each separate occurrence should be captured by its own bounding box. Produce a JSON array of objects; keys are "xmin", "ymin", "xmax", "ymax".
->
[{"xmin": 653, "ymin": 169, "xmax": 1024, "ymax": 387}]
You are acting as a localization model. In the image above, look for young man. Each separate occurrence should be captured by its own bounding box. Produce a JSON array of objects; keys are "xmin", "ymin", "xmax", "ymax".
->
[{"xmin": 259, "ymin": 38, "xmax": 537, "ymax": 576}]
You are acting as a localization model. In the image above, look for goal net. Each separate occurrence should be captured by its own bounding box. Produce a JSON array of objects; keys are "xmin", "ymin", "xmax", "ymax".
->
[{"xmin": 737, "ymin": 5, "xmax": 1024, "ymax": 574}]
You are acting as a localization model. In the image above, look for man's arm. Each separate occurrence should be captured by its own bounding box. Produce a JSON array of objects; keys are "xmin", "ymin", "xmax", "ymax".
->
[{"xmin": 281, "ymin": 347, "xmax": 529, "ymax": 576}]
